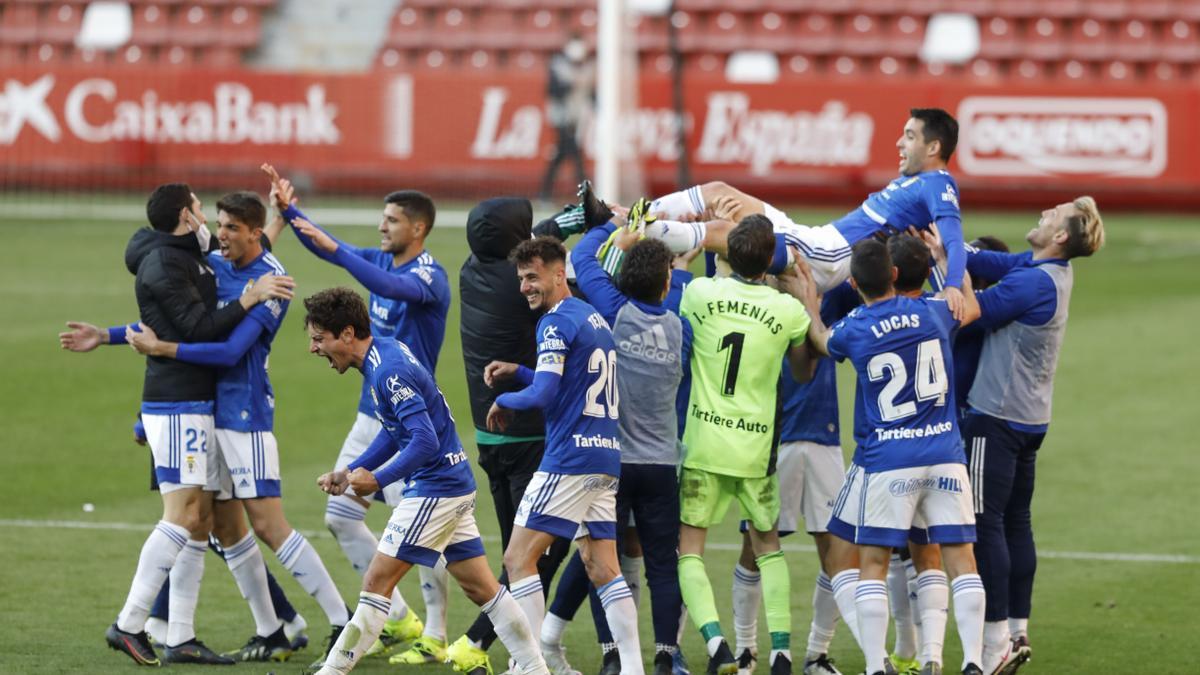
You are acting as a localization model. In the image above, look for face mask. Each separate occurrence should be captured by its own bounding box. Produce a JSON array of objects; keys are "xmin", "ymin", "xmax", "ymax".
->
[
  {"xmin": 565, "ymin": 41, "xmax": 585, "ymax": 62},
  {"xmin": 187, "ymin": 212, "xmax": 212, "ymax": 253}
]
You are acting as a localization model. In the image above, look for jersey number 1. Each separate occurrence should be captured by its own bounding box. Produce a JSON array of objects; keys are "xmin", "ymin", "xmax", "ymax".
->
[
  {"xmin": 718, "ymin": 331, "xmax": 745, "ymax": 396},
  {"xmin": 583, "ymin": 348, "xmax": 619, "ymax": 419}
]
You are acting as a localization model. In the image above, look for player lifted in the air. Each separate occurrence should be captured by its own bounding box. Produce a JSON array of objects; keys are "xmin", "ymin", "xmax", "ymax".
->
[
  {"xmin": 643, "ymin": 108, "xmax": 967, "ymax": 318},
  {"xmin": 485, "ymin": 237, "xmax": 645, "ymax": 674},
  {"xmin": 304, "ymin": 287, "xmax": 549, "ymax": 675}
]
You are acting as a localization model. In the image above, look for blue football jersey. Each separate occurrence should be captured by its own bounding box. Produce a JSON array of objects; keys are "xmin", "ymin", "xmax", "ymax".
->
[
  {"xmin": 210, "ymin": 251, "xmax": 288, "ymax": 432},
  {"xmin": 833, "ymin": 170, "xmax": 961, "ymax": 244},
  {"xmin": 778, "ymin": 282, "xmax": 861, "ymax": 446},
  {"xmin": 535, "ymin": 297, "xmax": 621, "ymax": 476},
  {"xmin": 356, "ymin": 250, "xmax": 451, "ymax": 415},
  {"xmin": 364, "ymin": 337, "xmax": 474, "ymax": 497},
  {"xmin": 827, "ymin": 295, "xmax": 963, "ymax": 471}
]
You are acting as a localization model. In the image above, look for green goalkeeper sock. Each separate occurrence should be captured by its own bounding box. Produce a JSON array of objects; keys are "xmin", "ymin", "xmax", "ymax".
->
[
  {"xmin": 678, "ymin": 554, "xmax": 722, "ymax": 638},
  {"xmin": 757, "ymin": 550, "xmax": 792, "ymax": 649}
]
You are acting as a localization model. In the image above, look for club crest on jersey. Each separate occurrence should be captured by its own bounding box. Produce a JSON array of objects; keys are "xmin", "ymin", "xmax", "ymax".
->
[{"xmin": 386, "ymin": 374, "xmax": 416, "ymax": 405}]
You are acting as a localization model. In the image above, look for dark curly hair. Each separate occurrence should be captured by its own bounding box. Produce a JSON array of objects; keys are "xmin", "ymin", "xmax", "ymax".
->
[
  {"xmin": 303, "ymin": 287, "xmax": 370, "ymax": 339},
  {"xmin": 618, "ymin": 238, "xmax": 673, "ymax": 303}
]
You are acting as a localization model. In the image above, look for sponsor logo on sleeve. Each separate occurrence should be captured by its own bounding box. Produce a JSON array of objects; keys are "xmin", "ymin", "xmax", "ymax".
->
[{"xmin": 386, "ymin": 374, "xmax": 416, "ymax": 405}]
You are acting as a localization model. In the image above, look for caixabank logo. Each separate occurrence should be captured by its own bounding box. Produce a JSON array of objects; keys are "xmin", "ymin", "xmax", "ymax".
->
[
  {"xmin": 0, "ymin": 74, "xmax": 341, "ymax": 145},
  {"xmin": 957, "ymin": 96, "xmax": 1167, "ymax": 178}
]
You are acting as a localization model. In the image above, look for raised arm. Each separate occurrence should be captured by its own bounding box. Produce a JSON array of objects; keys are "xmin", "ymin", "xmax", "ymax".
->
[
  {"xmin": 331, "ymin": 246, "xmax": 443, "ymax": 304},
  {"xmin": 570, "ymin": 223, "xmax": 628, "ymax": 325}
]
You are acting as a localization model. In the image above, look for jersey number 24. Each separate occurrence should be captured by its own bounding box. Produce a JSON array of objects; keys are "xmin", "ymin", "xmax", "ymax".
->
[{"xmin": 867, "ymin": 338, "xmax": 948, "ymax": 422}]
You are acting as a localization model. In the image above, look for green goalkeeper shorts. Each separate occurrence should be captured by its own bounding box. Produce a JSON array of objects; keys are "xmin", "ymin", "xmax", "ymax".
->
[{"xmin": 679, "ymin": 466, "xmax": 780, "ymax": 532}]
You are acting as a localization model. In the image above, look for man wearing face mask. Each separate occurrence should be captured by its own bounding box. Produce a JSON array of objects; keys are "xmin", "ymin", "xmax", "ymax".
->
[
  {"xmin": 93, "ymin": 183, "xmax": 293, "ymax": 666},
  {"xmin": 538, "ymin": 34, "xmax": 593, "ymax": 203}
]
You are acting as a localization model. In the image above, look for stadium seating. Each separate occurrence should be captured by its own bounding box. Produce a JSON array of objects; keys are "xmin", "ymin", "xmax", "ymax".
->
[
  {"xmin": 2, "ymin": 0, "xmax": 1198, "ymax": 83},
  {"xmin": 0, "ymin": 0, "xmax": 271, "ymax": 66}
]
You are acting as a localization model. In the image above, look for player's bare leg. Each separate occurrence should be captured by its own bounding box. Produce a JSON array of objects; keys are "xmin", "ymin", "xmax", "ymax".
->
[{"xmin": 647, "ymin": 181, "xmax": 768, "ymax": 255}]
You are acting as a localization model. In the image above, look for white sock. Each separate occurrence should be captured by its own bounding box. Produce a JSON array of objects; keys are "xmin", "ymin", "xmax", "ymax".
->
[
  {"xmin": 324, "ymin": 495, "xmax": 377, "ymax": 576},
  {"xmin": 731, "ymin": 563, "xmax": 762, "ymax": 654},
  {"xmin": 484, "ymin": 587, "xmax": 550, "ymax": 675},
  {"xmin": 677, "ymin": 606, "xmax": 688, "ymax": 647},
  {"xmin": 145, "ymin": 617, "xmax": 168, "ymax": 644},
  {"xmin": 167, "ymin": 539, "xmax": 207, "ymax": 646},
  {"xmin": 830, "ymin": 569, "xmax": 862, "ymax": 649},
  {"xmin": 117, "ymin": 521, "xmax": 189, "ymax": 633},
  {"xmin": 276, "ymin": 530, "xmax": 350, "ymax": 626},
  {"xmin": 806, "ymin": 572, "xmax": 839, "ymax": 657},
  {"xmin": 905, "ymin": 558, "xmax": 922, "ymax": 630},
  {"xmin": 320, "ymin": 592, "xmax": 389, "ymax": 674},
  {"xmin": 389, "ymin": 599, "xmax": 409, "ymax": 622},
  {"xmin": 854, "ymin": 580, "xmax": 889, "ymax": 674},
  {"xmin": 1008, "ymin": 617, "xmax": 1028, "ymax": 639},
  {"xmin": 645, "ymin": 219, "xmax": 706, "ymax": 254},
  {"xmin": 916, "ymin": 570, "xmax": 949, "ymax": 666},
  {"xmin": 510, "ymin": 575, "xmax": 546, "ymax": 649},
  {"xmin": 650, "ymin": 186, "xmax": 706, "ymax": 219},
  {"xmin": 598, "ymin": 576, "xmax": 644, "ymax": 675},
  {"xmin": 952, "ymin": 574, "xmax": 986, "ymax": 670},
  {"xmin": 418, "ymin": 559, "xmax": 449, "ymax": 641},
  {"xmin": 541, "ymin": 612, "xmax": 570, "ymax": 647},
  {"xmin": 982, "ymin": 621, "xmax": 1011, "ymax": 674},
  {"xmin": 224, "ymin": 532, "xmax": 283, "ymax": 637},
  {"xmin": 284, "ymin": 614, "xmax": 308, "ymax": 641},
  {"xmin": 619, "ymin": 554, "xmax": 643, "ymax": 612},
  {"xmin": 888, "ymin": 555, "xmax": 917, "ymax": 660}
]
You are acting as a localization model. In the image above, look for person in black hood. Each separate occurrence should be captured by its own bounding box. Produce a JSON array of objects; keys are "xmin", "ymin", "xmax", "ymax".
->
[
  {"xmin": 445, "ymin": 197, "xmax": 571, "ymax": 673},
  {"xmin": 63, "ymin": 183, "xmax": 292, "ymax": 667}
]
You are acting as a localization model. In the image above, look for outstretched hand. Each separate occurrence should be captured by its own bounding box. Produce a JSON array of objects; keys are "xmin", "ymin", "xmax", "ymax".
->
[
  {"xmin": 292, "ymin": 218, "xmax": 338, "ymax": 254},
  {"xmin": 59, "ymin": 321, "xmax": 105, "ymax": 352}
]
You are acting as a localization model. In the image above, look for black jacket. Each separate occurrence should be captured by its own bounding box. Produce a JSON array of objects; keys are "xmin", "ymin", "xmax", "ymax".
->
[
  {"xmin": 124, "ymin": 228, "xmax": 246, "ymax": 403},
  {"xmin": 459, "ymin": 198, "xmax": 545, "ymax": 439}
]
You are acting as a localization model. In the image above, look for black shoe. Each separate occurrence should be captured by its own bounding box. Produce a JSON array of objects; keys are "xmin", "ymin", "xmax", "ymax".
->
[
  {"xmin": 707, "ymin": 640, "xmax": 738, "ymax": 675},
  {"xmin": 161, "ymin": 638, "xmax": 235, "ymax": 665},
  {"xmin": 578, "ymin": 179, "xmax": 614, "ymax": 231},
  {"xmin": 961, "ymin": 665, "xmax": 983, "ymax": 675},
  {"xmin": 105, "ymin": 622, "xmax": 161, "ymax": 667},
  {"xmin": 736, "ymin": 647, "xmax": 757, "ymax": 674},
  {"xmin": 599, "ymin": 649, "xmax": 622, "ymax": 675},
  {"xmin": 225, "ymin": 626, "xmax": 293, "ymax": 662},
  {"xmin": 770, "ymin": 653, "xmax": 792, "ymax": 675},
  {"xmin": 290, "ymin": 632, "xmax": 309, "ymax": 651},
  {"xmin": 655, "ymin": 650, "xmax": 676, "ymax": 675},
  {"xmin": 802, "ymin": 653, "xmax": 840, "ymax": 675},
  {"xmin": 307, "ymin": 624, "xmax": 345, "ymax": 672}
]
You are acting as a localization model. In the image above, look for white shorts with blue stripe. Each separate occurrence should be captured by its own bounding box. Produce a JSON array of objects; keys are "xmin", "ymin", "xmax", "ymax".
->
[
  {"xmin": 828, "ymin": 462, "xmax": 976, "ymax": 547},
  {"xmin": 143, "ymin": 410, "xmax": 218, "ymax": 494},
  {"xmin": 763, "ymin": 203, "xmax": 852, "ymax": 293},
  {"xmin": 377, "ymin": 491, "xmax": 485, "ymax": 568},
  {"xmin": 215, "ymin": 429, "xmax": 281, "ymax": 500},
  {"xmin": 514, "ymin": 471, "xmax": 618, "ymax": 540}
]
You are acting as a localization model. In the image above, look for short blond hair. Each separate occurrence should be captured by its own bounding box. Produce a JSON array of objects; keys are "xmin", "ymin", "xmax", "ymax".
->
[{"xmin": 1064, "ymin": 195, "xmax": 1104, "ymax": 258}]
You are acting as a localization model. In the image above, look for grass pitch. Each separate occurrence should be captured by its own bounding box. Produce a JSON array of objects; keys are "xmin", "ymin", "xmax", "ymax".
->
[{"xmin": 0, "ymin": 199, "xmax": 1197, "ymax": 674}]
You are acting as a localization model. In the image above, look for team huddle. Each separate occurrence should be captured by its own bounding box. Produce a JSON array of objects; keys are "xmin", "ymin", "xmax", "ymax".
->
[{"xmin": 61, "ymin": 108, "xmax": 1105, "ymax": 675}]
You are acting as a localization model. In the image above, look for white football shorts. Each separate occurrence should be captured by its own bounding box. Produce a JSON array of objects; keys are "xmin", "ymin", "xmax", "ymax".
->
[
  {"xmin": 215, "ymin": 429, "xmax": 281, "ymax": 501},
  {"xmin": 776, "ymin": 441, "xmax": 845, "ymax": 535},
  {"xmin": 763, "ymin": 203, "xmax": 852, "ymax": 293},
  {"xmin": 828, "ymin": 462, "xmax": 976, "ymax": 547},
  {"xmin": 515, "ymin": 471, "xmax": 619, "ymax": 540},
  {"xmin": 377, "ymin": 492, "xmax": 485, "ymax": 567},
  {"xmin": 143, "ymin": 410, "xmax": 219, "ymax": 494}
]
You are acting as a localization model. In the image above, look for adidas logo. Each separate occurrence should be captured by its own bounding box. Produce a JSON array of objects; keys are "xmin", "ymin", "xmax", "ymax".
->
[
  {"xmin": 383, "ymin": 534, "xmax": 394, "ymax": 544},
  {"xmin": 239, "ymin": 478, "xmax": 250, "ymax": 488},
  {"xmin": 618, "ymin": 324, "xmax": 677, "ymax": 363}
]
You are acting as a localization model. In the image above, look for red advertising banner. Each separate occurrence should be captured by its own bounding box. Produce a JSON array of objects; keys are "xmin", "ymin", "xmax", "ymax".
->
[{"xmin": 1, "ymin": 66, "xmax": 1197, "ymax": 208}]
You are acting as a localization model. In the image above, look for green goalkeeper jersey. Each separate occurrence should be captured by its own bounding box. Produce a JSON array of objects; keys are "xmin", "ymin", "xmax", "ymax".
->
[{"xmin": 680, "ymin": 275, "xmax": 810, "ymax": 478}]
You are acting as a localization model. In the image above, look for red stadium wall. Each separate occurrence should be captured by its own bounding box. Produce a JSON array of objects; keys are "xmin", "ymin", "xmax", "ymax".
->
[{"xmin": 1, "ymin": 66, "xmax": 1197, "ymax": 208}]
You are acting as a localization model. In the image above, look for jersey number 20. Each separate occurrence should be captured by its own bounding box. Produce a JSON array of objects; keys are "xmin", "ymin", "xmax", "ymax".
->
[
  {"xmin": 583, "ymin": 348, "xmax": 620, "ymax": 419},
  {"xmin": 867, "ymin": 338, "xmax": 948, "ymax": 421}
]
